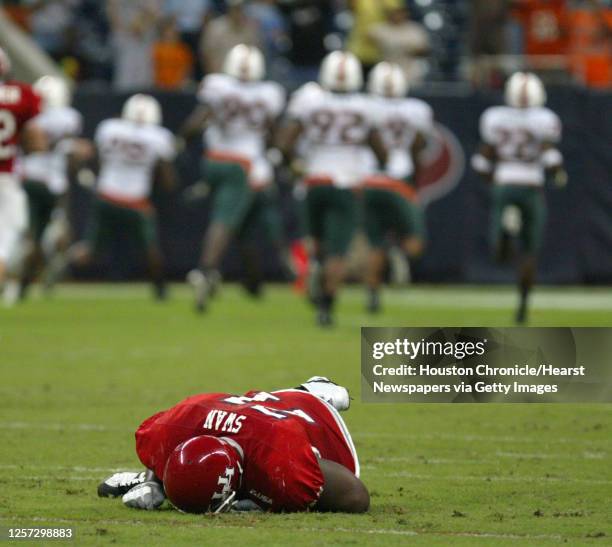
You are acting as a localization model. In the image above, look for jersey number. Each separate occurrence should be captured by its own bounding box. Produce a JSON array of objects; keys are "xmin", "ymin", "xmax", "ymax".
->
[
  {"xmin": 309, "ymin": 109, "xmax": 367, "ymax": 145},
  {"xmin": 223, "ymin": 392, "xmax": 315, "ymax": 424},
  {"xmin": 0, "ymin": 109, "xmax": 17, "ymax": 160},
  {"xmin": 496, "ymin": 128, "xmax": 539, "ymax": 162}
]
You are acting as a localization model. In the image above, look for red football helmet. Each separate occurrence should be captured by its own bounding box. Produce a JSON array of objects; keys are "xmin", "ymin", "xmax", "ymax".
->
[
  {"xmin": 163, "ymin": 435, "xmax": 242, "ymax": 513},
  {"xmin": 0, "ymin": 48, "xmax": 11, "ymax": 79}
]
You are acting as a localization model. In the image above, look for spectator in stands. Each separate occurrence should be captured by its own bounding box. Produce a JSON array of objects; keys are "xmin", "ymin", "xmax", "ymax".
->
[
  {"xmin": 107, "ymin": 0, "xmax": 161, "ymax": 90},
  {"xmin": 511, "ymin": 0, "xmax": 569, "ymax": 56},
  {"xmin": 347, "ymin": 0, "xmax": 403, "ymax": 74},
  {"xmin": 568, "ymin": 0, "xmax": 612, "ymax": 88},
  {"xmin": 278, "ymin": 0, "xmax": 332, "ymax": 84},
  {"xmin": 367, "ymin": 5, "xmax": 430, "ymax": 83},
  {"xmin": 163, "ymin": 0, "xmax": 212, "ymax": 80},
  {"xmin": 246, "ymin": 0, "xmax": 288, "ymax": 60},
  {"xmin": 29, "ymin": 0, "xmax": 78, "ymax": 60},
  {"xmin": 469, "ymin": 0, "xmax": 510, "ymax": 87},
  {"xmin": 200, "ymin": 0, "xmax": 263, "ymax": 74},
  {"xmin": 153, "ymin": 17, "xmax": 194, "ymax": 89}
]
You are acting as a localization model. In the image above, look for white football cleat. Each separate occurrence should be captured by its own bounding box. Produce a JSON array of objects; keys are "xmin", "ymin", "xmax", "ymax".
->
[
  {"xmin": 301, "ymin": 377, "xmax": 350, "ymax": 411},
  {"xmin": 122, "ymin": 481, "xmax": 165, "ymax": 510},
  {"xmin": 97, "ymin": 471, "xmax": 146, "ymax": 498}
]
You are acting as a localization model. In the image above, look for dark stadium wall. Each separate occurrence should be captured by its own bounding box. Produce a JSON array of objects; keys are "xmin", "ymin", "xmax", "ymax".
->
[{"xmin": 70, "ymin": 88, "xmax": 612, "ymax": 285}]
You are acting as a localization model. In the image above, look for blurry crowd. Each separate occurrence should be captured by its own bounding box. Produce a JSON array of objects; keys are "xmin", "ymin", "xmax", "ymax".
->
[{"xmin": 1, "ymin": 0, "xmax": 611, "ymax": 89}]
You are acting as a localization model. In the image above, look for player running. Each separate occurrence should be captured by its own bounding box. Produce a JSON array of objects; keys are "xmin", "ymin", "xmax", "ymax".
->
[
  {"xmin": 69, "ymin": 94, "xmax": 176, "ymax": 299},
  {"xmin": 472, "ymin": 72, "xmax": 566, "ymax": 323},
  {"xmin": 0, "ymin": 47, "xmax": 46, "ymax": 296},
  {"xmin": 97, "ymin": 377, "xmax": 368, "ymax": 514},
  {"xmin": 362, "ymin": 62, "xmax": 433, "ymax": 313},
  {"xmin": 18, "ymin": 76, "xmax": 87, "ymax": 299},
  {"xmin": 180, "ymin": 44, "xmax": 289, "ymax": 311},
  {"xmin": 278, "ymin": 51, "xmax": 386, "ymax": 327}
]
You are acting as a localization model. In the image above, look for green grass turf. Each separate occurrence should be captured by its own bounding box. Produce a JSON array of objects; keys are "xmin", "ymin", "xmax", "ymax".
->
[{"xmin": 1, "ymin": 283, "xmax": 611, "ymax": 546}]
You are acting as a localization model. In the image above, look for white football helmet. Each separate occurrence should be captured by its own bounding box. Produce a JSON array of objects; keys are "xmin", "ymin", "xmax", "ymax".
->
[
  {"xmin": 319, "ymin": 51, "xmax": 363, "ymax": 93},
  {"xmin": 0, "ymin": 47, "xmax": 11, "ymax": 79},
  {"xmin": 34, "ymin": 75, "xmax": 71, "ymax": 110},
  {"xmin": 223, "ymin": 44, "xmax": 265, "ymax": 82},
  {"xmin": 368, "ymin": 62, "xmax": 408, "ymax": 98},
  {"xmin": 122, "ymin": 94, "xmax": 162, "ymax": 125},
  {"xmin": 505, "ymin": 72, "xmax": 547, "ymax": 108}
]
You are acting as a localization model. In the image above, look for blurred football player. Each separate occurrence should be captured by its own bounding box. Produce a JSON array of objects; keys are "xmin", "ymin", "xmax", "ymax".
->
[
  {"xmin": 362, "ymin": 62, "xmax": 432, "ymax": 313},
  {"xmin": 473, "ymin": 72, "xmax": 566, "ymax": 323},
  {"xmin": 0, "ymin": 48, "xmax": 46, "ymax": 297},
  {"xmin": 18, "ymin": 76, "xmax": 90, "ymax": 299},
  {"xmin": 180, "ymin": 44, "xmax": 288, "ymax": 311},
  {"xmin": 278, "ymin": 51, "xmax": 387, "ymax": 326},
  {"xmin": 97, "ymin": 377, "xmax": 368, "ymax": 514},
  {"xmin": 69, "ymin": 94, "xmax": 176, "ymax": 299}
]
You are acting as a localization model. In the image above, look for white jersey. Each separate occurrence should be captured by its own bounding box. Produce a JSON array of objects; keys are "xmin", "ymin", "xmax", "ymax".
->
[
  {"xmin": 198, "ymin": 73, "xmax": 285, "ymax": 186},
  {"xmin": 95, "ymin": 118, "xmax": 175, "ymax": 202},
  {"xmin": 286, "ymin": 82, "xmax": 324, "ymax": 161},
  {"xmin": 363, "ymin": 96, "xmax": 433, "ymax": 180},
  {"xmin": 479, "ymin": 106, "xmax": 562, "ymax": 186},
  {"xmin": 20, "ymin": 106, "xmax": 82, "ymax": 195},
  {"xmin": 291, "ymin": 90, "xmax": 376, "ymax": 188}
]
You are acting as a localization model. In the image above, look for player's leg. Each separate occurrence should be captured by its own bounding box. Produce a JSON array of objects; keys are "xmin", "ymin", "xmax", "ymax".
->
[
  {"xmin": 236, "ymin": 195, "xmax": 264, "ymax": 297},
  {"xmin": 399, "ymin": 198, "xmax": 426, "ymax": 260},
  {"xmin": 515, "ymin": 188, "xmax": 546, "ymax": 324},
  {"xmin": 19, "ymin": 181, "xmax": 56, "ymax": 299},
  {"xmin": 363, "ymin": 188, "xmax": 387, "ymax": 313},
  {"xmin": 189, "ymin": 160, "xmax": 254, "ymax": 312},
  {"xmin": 69, "ymin": 198, "xmax": 112, "ymax": 270},
  {"xmin": 318, "ymin": 188, "xmax": 357, "ymax": 327},
  {"xmin": 304, "ymin": 186, "xmax": 326, "ymax": 304},
  {"xmin": 0, "ymin": 179, "xmax": 28, "ymax": 302},
  {"xmin": 260, "ymin": 189, "xmax": 296, "ymax": 283},
  {"xmin": 127, "ymin": 207, "xmax": 166, "ymax": 300},
  {"xmin": 490, "ymin": 185, "xmax": 514, "ymax": 263},
  {"xmin": 40, "ymin": 204, "xmax": 72, "ymax": 294}
]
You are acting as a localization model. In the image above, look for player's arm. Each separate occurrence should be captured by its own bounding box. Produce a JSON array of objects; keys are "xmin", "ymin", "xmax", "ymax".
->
[
  {"xmin": 368, "ymin": 128, "xmax": 388, "ymax": 167},
  {"xmin": 154, "ymin": 159, "xmax": 178, "ymax": 192},
  {"xmin": 178, "ymin": 105, "xmax": 211, "ymax": 144},
  {"xmin": 21, "ymin": 121, "xmax": 48, "ymax": 153},
  {"xmin": 410, "ymin": 131, "xmax": 427, "ymax": 182},
  {"xmin": 316, "ymin": 459, "xmax": 369, "ymax": 513},
  {"xmin": 471, "ymin": 143, "xmax": 497, "ymax": 183},
  {"xmin": 541, "ymin": 141, "xmax": 566, "ymax": 188},
  {"xmin": 276, "ymin": 118, "xmax": 303, "ymax": 163}
]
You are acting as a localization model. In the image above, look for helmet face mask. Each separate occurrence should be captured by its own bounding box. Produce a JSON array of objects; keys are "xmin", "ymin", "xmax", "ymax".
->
[
  {"xmin": 34, "ymin": 76, "xmax": 71, "ymax": 110},
  {"xmin": 223, "ymin": 44, "xmax": 265, "ymax": 82},
  {"xmin": 319, "ymin": 51, "xmax": 363, "ymax": 93},
  {"xmin": 505, "ymin": 72, "xmax": 547, "ymax": 109},
  {"xmin": 163, "ymin": 436, "xmax": 243, "ymax": 514},
  {"xmin": 122, "ymin": 94, "xmax": 162, "ymax": 125},
  {"xmin": 368, "ymin": 62, "xmax": 408, "ymax": 98}
]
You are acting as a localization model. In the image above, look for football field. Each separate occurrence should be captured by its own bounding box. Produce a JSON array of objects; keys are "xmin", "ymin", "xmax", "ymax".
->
[{"xmin": 1, "ymin": 284, "xmax": 611, "ymax": 546}]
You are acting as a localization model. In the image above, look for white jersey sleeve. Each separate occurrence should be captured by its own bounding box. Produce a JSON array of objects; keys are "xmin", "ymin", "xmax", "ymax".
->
[
  {"xmin": 197, "ymin": 73, "xmax": 231, "ymax": 106},
  {"xmin": 531, "ymin": 107, "xmax": 562, "ymax": 143},
  {"xmin": 151, "ymin": 126, "xmax": 176, "ymax": 162},
  {"xmin": 479, "ymin": 107, "xmax": 504, "ymax": 146}
]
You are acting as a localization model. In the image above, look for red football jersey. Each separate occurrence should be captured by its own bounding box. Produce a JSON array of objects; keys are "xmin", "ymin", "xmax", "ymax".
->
[
  {"xmin": 135, "ymin": 389, "xmax": 359, "ymax": 512},
  {"xmin": 0, "ymin": 80, "xmax": 41, "ymax": 174}
]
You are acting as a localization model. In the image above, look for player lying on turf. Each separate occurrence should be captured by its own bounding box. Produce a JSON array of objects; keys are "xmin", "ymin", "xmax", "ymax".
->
[{"xmin": 97, "ymin": 377, "xmax": 369, "ymax": 513}]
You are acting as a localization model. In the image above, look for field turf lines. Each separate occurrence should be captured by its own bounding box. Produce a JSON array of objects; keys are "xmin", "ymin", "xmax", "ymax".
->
[{"xmin": 1, "ymin": 284, "xmax": 611, "ymax": 545}]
